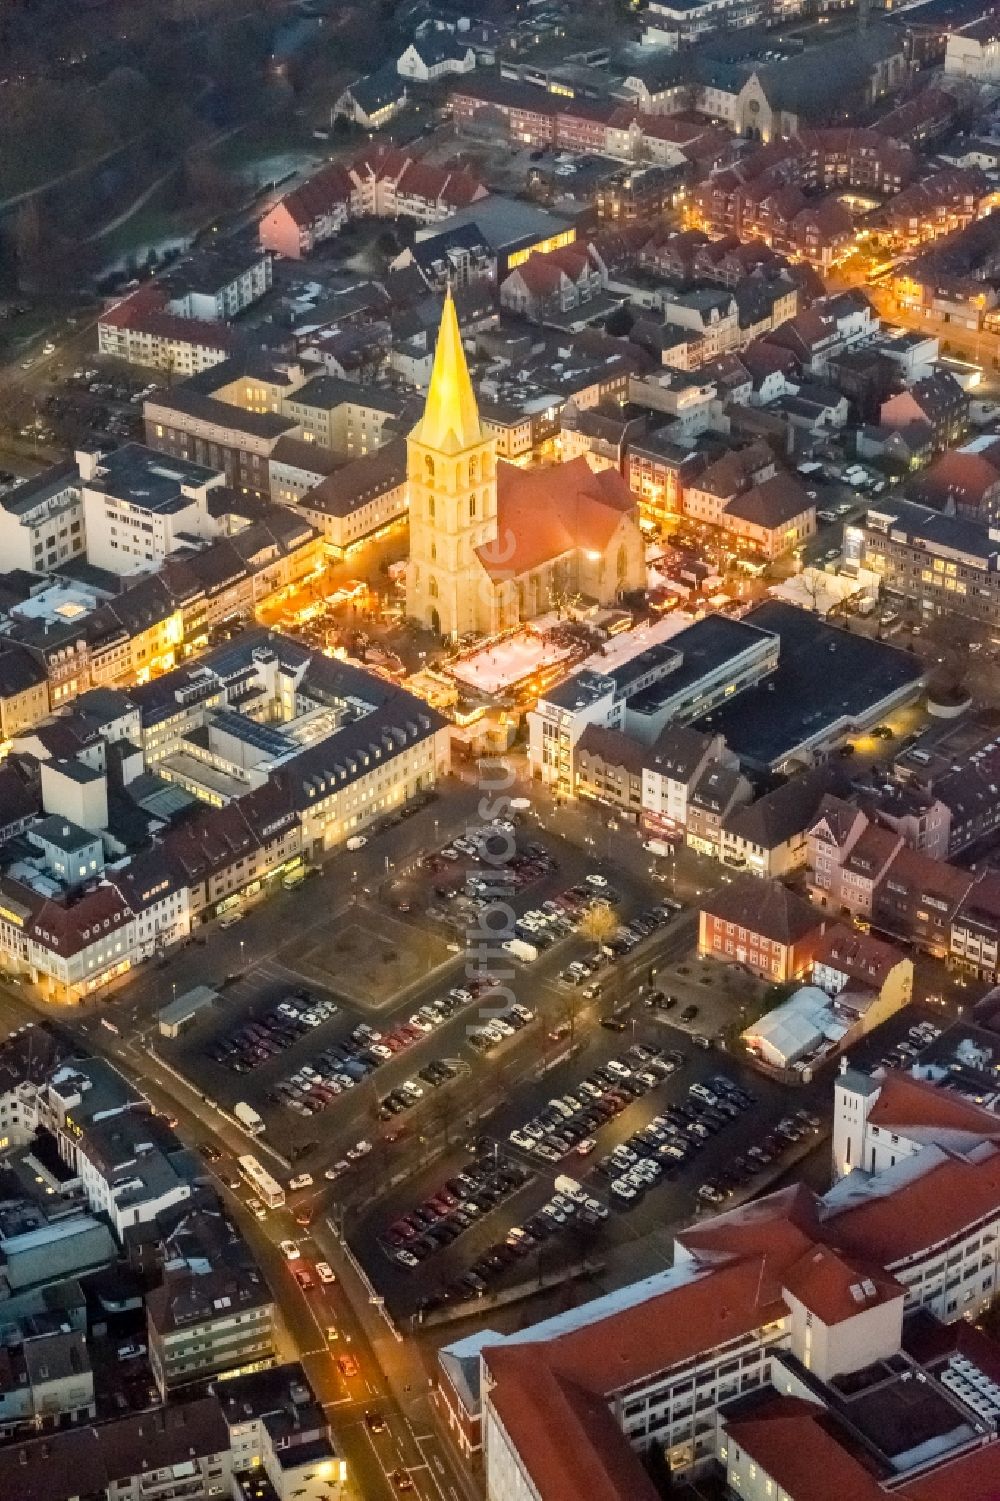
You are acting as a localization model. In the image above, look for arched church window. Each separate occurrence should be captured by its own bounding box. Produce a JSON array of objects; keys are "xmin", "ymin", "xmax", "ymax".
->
[
  {"xmin": 428, "ymin": 495, "xmax": 435, "ymax": 521},
  {"xmin": 425, "ymin": 455, "xmax": 434, "ymax": 480},
  {"xmin": 617, "ymin": 544, "xmax": 628, "ymax": 581},
  {"xmin": 430, "ymin": 542, "xmax": 437, "ymax": 561},
  {"xmin": 429, "ymin": 576, "xmax": 439, "ymax": 598},
  {"xmin": 469, "ymin": 493, "xmax": 476, "ymax": 519},
  {"xmin": 469, "ymin": 456, "xmax": 478, "ymax": 484}
]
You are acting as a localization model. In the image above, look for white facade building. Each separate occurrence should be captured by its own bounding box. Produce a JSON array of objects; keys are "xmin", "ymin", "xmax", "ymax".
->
[
  {"xmin": 79, "ymin": 443, "xmax": 224, "ymax": 577},
  {"xmin": 0, "ymin": 461, "xmax": 85, "ymax": 573},
  {"xmin": 438, "ymin": 1066, "xmax": 1000, "ymax": 1500}
]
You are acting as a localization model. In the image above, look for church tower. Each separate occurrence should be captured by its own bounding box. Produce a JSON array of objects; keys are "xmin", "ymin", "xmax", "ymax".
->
[{"xmin": 405, "ymin": 290, "xmax": 498, "ymax": 639}]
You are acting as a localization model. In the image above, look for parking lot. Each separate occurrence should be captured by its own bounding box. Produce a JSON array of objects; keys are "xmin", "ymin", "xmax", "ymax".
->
[{"xmin": 349, "ymin": 993, "xmax": 959, "ymax": 1320}]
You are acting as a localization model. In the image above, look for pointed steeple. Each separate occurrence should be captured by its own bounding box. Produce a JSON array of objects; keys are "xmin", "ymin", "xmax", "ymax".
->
[{"xmin": 410, "ymin": 287, "xmax": 482, "ymax": 455}]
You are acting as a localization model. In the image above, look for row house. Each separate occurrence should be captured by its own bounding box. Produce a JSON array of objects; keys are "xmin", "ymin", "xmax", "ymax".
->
[
  {"xmin": 97, "ymin": 286, "xmax": 236, "ymax": 377},
  {"xmin": 873, "ymin": 843, "xmax": 975, "ymax": 956},
  {"xmin": 874, "ymin": 166, "xmax": 991, "ymax": 253},
  {"xmin": 949, "ymin": 871, "xmax": 1000, "ymax": 982},
  {"xmin": 682, "ymin": 440, "xmax": 776, "ymax": 527},
  {"xmin": 499, "ymin": 242, "xmax": 605, "ymax": 323},
  {"xmin": 721, "ymin": 765, "xmax": 848, "ymax": 879},
  {"xmin": 684, "ymin": 762, "xmax": 752, "ymax": 859},
  {"xmin": 259, "ymin": 147, "xmax": 488, "ymax": 260}
]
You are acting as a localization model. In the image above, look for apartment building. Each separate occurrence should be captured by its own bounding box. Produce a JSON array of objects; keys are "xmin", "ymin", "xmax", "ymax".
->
[
  {"xmin": 79, "ymin": 444, "xmax": 225, "ymax": 577},
  {"xmin": 0, "ymin": 459, "xmax": 85, "ymax": 573},
  {"xmin": 848, "ymin": 498, "xmax": 1000, "ymax": 627},
  {"xmin": 97, "ymin": 288, "xmax": 236, "ymax": 376},
  {"xmin": 147, "ymin": 1200, "xmax": 276, "ymax": 1396},
  {"xmin": 259, "ymin": 146, "xmax": 487, "ymax": 259},
  {"xmin": 0, "ymin": 1395, "xmax": 234, "ymax": 1501},
  {"xmin": 164, "ymin": 248, "xmax": 272, "ymax": 322},
  {"xmin": 949, "ymin": 871, "xmax": 1000, "ymax": 982}
]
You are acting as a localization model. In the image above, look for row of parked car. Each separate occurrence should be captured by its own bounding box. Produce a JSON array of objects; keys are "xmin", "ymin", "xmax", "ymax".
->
[
  {"xmin": 381, "ymin": 1154, "xmax": 531, "ymax": 1269},
  {"xmin": 696, "ymin": 1108, "xmax": 821, "ymax": 1205},
  {"xmin": 276, "ymin": 973, "xmax": 504, "ymax": 1116},
  {"xmin": 207, "ymin": 992, "xmax": 338, "ymax": 1075},
  {"xmin": 468, "ymin": 1002, "xmax": 536, "ymax": 1054},
  {"xmin": 558, "ymin": 897, "xmax": 681, "ymax": 987},
  {"xmin": 508, "ymin": 1044, "xmax": 684, "ymax": 1163},
  {"xmin": 426, "ymin": 841, "xmax": 556, "ymax": 931},
  {"xmin": 594, "ymin": 1074, "xmax": 757, "ymax": 1207},
  {"xmin": 436, "ymin": 1174, "xmax": 613, "ymax": 1303},
  {"xmin": 875, "ymin": 1019, "xmax": 942, "ymax": 1073},
  {"xmin": 379, "ymin": 1061, "xmax": 460, "ymax": 1120}
]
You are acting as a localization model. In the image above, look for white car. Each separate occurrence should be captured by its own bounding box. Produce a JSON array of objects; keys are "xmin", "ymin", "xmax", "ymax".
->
[
  {"xmin": 409, "ymin": 1014, "xmax": 434, "ymax": 1032},
  {"xmin": 611, "ymin": 1179, "xmax": 638, "ymax": 1202},
  {"xmin": 219, "ymin": 910, "xmax": 243, "ymax": 929},
  {"xmin": 280, "ymin": 1240, "xmax": 301, "ymax": 1261},
  {"xmin": 316, "ymin": 1262, "xmax": 336, "ymax": 1284},
  {"xmin": 585, "ymin": 873, "xmax": 608, "ymax": 888},
  {"xmin": 246, "ymin": 1198, "xmax": 267, "ymax": 1221},
  {"xmin": 396, "ymin": 1249, "xmax": 419, "ymax": 1268},
  {"xmin": 288, "ymin": 1174, "xmax": 313, "ymax": 1191},
  {"xmin": 346, "ymin": 835, "xmax": 367, "ymax": 851},
  {"xmin": 348, "ymin": 1140, "xmax": 372, "ymax": 1160}
]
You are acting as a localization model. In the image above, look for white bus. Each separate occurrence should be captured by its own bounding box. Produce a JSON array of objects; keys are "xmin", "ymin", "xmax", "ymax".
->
[{"xmin": 238, "ymin": 1155, "xmax": 286, "ymax": 1209}]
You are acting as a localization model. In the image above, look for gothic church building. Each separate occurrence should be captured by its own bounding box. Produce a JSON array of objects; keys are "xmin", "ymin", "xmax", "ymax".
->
[{"xmin": 405, "ymin": 292, "xmax": 645, "ymax": 638}]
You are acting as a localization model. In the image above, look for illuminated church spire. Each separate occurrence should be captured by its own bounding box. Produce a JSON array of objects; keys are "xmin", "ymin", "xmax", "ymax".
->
[{"xmin": 410, "ymin": 286, "xmax": 482, "ymax": 455}]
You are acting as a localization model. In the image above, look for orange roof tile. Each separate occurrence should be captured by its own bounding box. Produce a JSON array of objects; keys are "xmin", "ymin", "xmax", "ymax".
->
[
  {"xmin": 825, "ymin": 1141, "xmax": 1000, "ymax": 1264},
  {"xmin": 867, "ymin": 1072, "xmax": 1000, "ymax": 1139},
  {"xmin": 781, "ymin": 1243, "xmax": 904, "ymax": 1325},
  {"xmin": 724, "ymin": 1396, "xmax": 885, "ymax": 1501},
  {"xmin": 476, "ymin": 458, "xmax": 636, "ymax": 581},
  {"xmin": 487, "ymin": 1357, "xmax": 660, "ymax": 1501}
]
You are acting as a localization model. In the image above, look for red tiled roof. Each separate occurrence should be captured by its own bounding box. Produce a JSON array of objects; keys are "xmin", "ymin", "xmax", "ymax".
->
[
  {"xmin": 781, "ymin": 1243, "xmax": 904, "ymax": 1325},
  {"xmin": 99, "ymin": 288, "xmax": 235, "ymax": 350},
  {"xmin": 699, "ymin": 874, "xmax": 824, "ymax": 947},
  {"xmin": 677, "ymin": 1183, "xmax": 820, "ymax": 1278},
  {"xmin": 843, "ymin": 822, "xmax": 901, "ymax": 877},
  {"xmin": 485, "ymin": 1255, "xmax": 788, "ymax": 1401},
  {"xmin": 277, "ymin": 162, "xmax": 354, "ymax": 227},
  {"xmin": 27, "ymin": 882, "xmax": 133, "ymax": 960},
  {"xmin": 881, "ymin": 844, "xmax": 975, "ymax": 906},
  {"xmin": 724, "ymin": 1396, "xmax": 884, "ymax": 1501},
  {"xmin": 476, "ymin": 458, "xmax": 636, "ymax": 581},
  {"xmin": 487, "ymin": 1356, "xmax": 661, "ymax": 1501},
  {"xmin": 913, "ymin": 449, "xmax": 1000, "ymax": 508},
  {"xmin": 867, "ymin": 1072, "xmax": 1000, "ymax": 1139},
  {"xmin": 811, "ymin": 924, "xmax": 904, "ymax": 986},
  {"xmin": 825, "ymin": 1140, "xmax": 1000, "ymax": 1264}
]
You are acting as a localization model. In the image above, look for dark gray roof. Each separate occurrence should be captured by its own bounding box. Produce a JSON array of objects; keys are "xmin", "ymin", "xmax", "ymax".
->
[
  {"xmin": 301, "ymin": 437, "xmax": 407, "ymax": 518},
  {"xmin": 1, "ymin": 460, "xmax": 79, "ymax": 518},
  {"xmin": 724, "ymin": 765, "xmax": 848, "ymax": 849},
  {"xmin": 89, "ymin": 443, "xmax": 221, "ymax": 514},
  {"xmin": 694, "ymin": 602, "xmax": 924, "ymax": 770}
]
